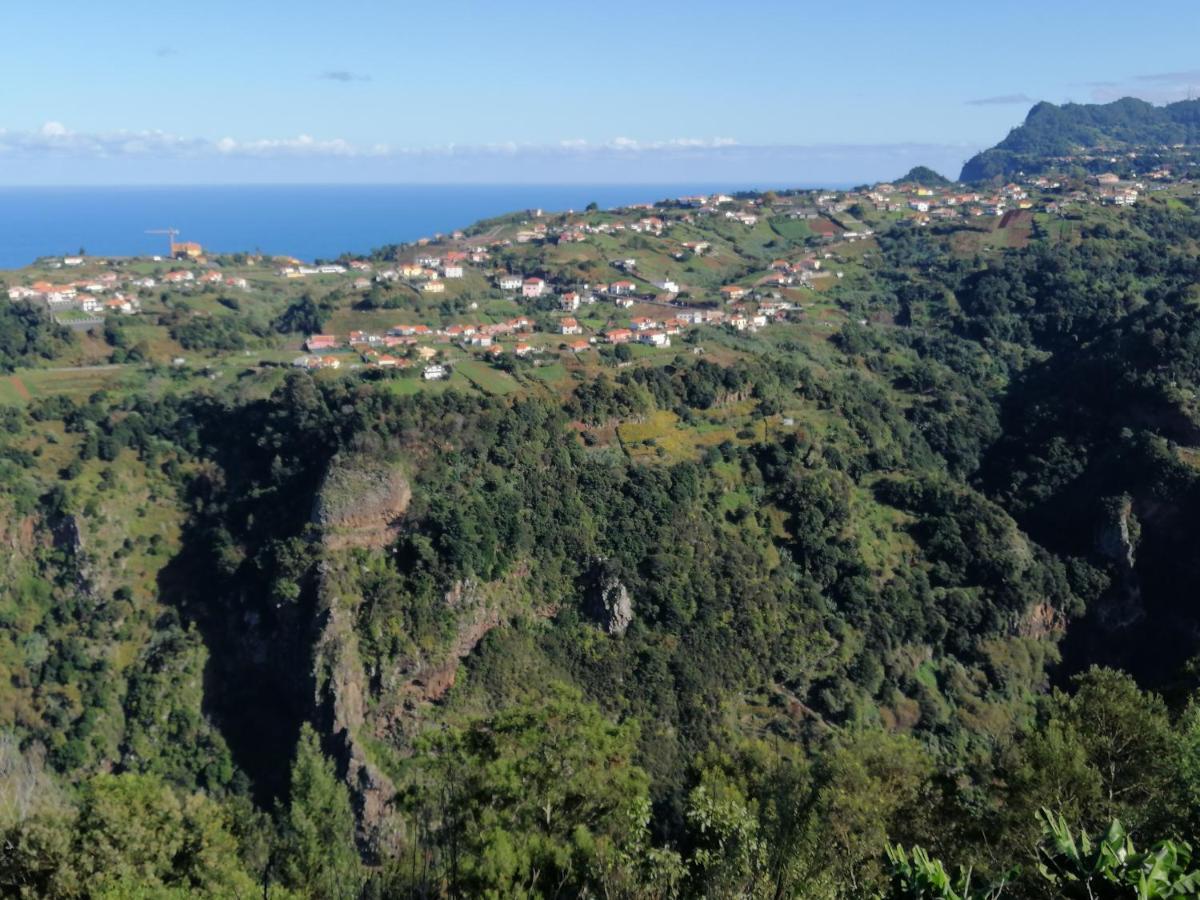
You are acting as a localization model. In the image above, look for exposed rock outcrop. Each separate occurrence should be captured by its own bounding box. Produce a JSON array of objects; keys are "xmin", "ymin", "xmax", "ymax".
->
[
  {"xmin": 586, "ymin": 561, "xmax": 633, "ymax": 636},
  {"xmin": 1015, "ymin": 601, "xmax": 1067, "ymax": 639},
  {"xmin": 1093, "ymin": 495, "xmax": 1144, "ymax": 629},
  {"xmin": 312, "ymin": 453, "xmax": 411, "ymax": 551}
]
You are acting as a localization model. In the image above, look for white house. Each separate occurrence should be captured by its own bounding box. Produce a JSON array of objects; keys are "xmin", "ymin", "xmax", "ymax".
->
[{"xmin": 522, "ymin": 277, "xmax": 545, "ymax": 298}]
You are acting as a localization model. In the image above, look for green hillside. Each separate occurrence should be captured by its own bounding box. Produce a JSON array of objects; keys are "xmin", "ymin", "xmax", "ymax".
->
[
  {"xmin": 961, "ymin": 96, "xmax": 1200, "ymax": 181},
  {"xmin": 3, "ymin": 182, "xmax": 1200, "ymax": 896}
]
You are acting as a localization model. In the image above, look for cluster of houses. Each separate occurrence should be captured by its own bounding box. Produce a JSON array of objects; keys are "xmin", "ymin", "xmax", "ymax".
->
[
  {"xmin": 851, "ymin": 170, "xmax": 1152, "ymax": 224},
  {"xmin": 302, "ymin": 315, "xmax": 539, "ymax": 356},
  {"xmin": 8, "ymin": 274, "xmax": 146, "ymax": 318},
  {"xmin": 7, "ymin": 260, "xmax": 253, "ymax": 322},
  {"xmin": 292, "ymin": 348, "xmax": 449, "ymax": 382},
  {"xmin": 162, "ymin": 269, "xmax": 250, "ymax": 289},
  {"xmin": 279, "ymin": 263, "xmax": 350, "ymax": 278}
]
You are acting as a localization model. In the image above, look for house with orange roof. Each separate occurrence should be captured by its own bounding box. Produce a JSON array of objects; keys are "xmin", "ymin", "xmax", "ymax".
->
[
  {"xmin": 305, "ymin": 334, "xmax": 339, "ymax": 351},
  {"xmin": 560, "ymin": 317, "xmax": 582, "ymax": 335}
]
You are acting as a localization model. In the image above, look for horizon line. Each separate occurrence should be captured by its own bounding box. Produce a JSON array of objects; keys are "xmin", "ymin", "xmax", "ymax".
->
[{"xmin": 0, "ymin": 180, "xmax": 860, "ymax": 189}]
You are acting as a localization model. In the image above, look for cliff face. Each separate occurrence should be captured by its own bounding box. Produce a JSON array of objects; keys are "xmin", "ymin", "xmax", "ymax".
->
[
  {"xmin": 311, "ymin": 558, "xmax": 395, "ymax": 849},
  {"xmin": 308, "ymin": 454, "xmax": 411, "ymax": 844},
  {"xmin": 306, "ymin": 454, "xmax": 560, "ymax": 844}
]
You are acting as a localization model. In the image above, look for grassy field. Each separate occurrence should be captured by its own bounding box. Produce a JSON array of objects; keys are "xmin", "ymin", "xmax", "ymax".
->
[
  {"xmin": 456, "ymin": 360, "xmax": 520, "ymax": 395},
  {"xmin": 617, "ymin": 409, "xmax": 740, "ymax": 462},
  {"xmin": 0, "ymin": 367, "xmax": 139, "ymax": 405},
  {"xmin": 768, "ymin": 216, "xmax": 814, "ymax": 241}
]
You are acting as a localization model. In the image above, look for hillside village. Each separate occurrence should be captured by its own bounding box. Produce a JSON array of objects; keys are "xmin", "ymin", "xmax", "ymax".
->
[{"xmin": 2, "ymin": 166, "xmax": 1193, "ymax": 391}]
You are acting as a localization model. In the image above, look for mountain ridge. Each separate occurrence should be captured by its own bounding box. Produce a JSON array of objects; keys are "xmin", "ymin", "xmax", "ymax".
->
[{"xmin": 961, "ymin": 95, "xmax": 1200, "ymax": 181}]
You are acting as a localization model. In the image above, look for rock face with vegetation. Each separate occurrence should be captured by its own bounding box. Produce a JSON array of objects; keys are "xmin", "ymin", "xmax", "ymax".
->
[
  {"xmin": 311, "ymin": 452, "xmax": 410, "ymax": 549},
  {"xmin": 586, "ymin": 561, "xmax": 634, "ymax": 636},
  {"xmin": 6, "ymin": 173, "xmax": 1200, "ymax": 896}
]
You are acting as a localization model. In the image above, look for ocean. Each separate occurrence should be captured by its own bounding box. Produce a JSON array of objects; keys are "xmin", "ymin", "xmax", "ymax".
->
[{"xmin": 0, "ymin": 183, "xmax": 759, "ymax": 269}]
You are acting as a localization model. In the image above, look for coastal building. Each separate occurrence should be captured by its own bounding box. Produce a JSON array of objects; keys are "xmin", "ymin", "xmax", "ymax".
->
[{"xmin": 172, "ymin": 242, "xmax": 203, "ymax": 259}]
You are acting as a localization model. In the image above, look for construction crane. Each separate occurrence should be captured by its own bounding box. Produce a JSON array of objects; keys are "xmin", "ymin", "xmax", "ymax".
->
[{"xmin": 145, "ymin": 228, "xmax": 180, "ymax": 257}]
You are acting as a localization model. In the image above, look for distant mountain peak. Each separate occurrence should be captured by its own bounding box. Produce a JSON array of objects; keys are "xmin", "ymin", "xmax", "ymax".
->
[{"xmin": 897, "ymin": 165, "xmax": 952, "ymax": 187}]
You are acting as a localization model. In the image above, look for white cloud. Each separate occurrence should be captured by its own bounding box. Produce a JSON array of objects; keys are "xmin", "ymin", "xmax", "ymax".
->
[
  {"xmin": 0, "ymin": 123, "xmax": 975, "ymax": 186},
  {"xmin": 0, "ymin": 123, "xmax": 746, "ymax": 161},
  {"xmin": 965, "ymin": 93, "xmax": 1037, "ymax": 107}
]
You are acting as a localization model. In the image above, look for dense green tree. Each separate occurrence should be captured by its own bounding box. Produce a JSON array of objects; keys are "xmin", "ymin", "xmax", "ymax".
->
[
  {"xmin": 277, "ymin": 724, "xmax": 362, "ymax": 899},
  {"xmin": 396, "ymin": 689, "xmax": 681, "ymax": 898}
]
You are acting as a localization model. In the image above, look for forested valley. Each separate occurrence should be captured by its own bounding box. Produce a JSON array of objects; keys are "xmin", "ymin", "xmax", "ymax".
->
[{"xmin": 4, "ymin": 197, "xmax": 1200, "ymax": 898}]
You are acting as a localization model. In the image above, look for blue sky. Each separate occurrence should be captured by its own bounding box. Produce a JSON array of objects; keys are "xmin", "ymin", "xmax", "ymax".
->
[{"xmin": 3, "ymin": 0, "xmax": 1199, "ymax": 184}]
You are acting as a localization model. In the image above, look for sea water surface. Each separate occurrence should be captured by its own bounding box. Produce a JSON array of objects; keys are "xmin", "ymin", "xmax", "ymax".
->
[{"xmin": 0, "ymin": 183, "xmax": 757, "ymax": 269}]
